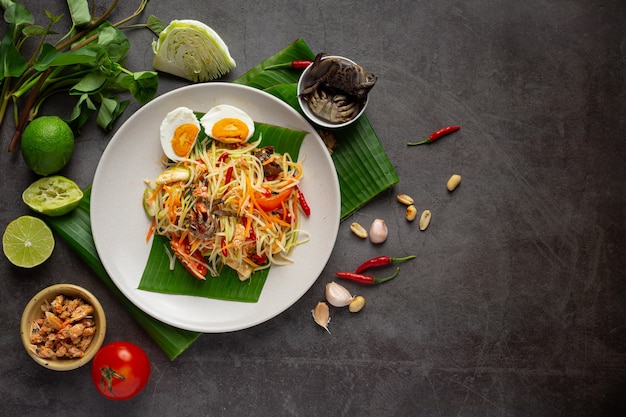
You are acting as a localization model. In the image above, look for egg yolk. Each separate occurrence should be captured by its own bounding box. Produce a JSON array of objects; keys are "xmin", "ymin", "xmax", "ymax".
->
[
  {"xmin": 211, "ymin": 118, "xmax": 249, "ymax": 143},
  {"xmin": 171, "ymin": 123, "xmax": 199, "ymax": 157}
]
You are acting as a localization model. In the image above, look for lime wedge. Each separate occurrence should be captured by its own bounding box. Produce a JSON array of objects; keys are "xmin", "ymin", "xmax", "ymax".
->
[
  {"xmin": 3, "ymin": 215, "xmax": 55, "ymax": 268},
  {"xmin": 152, "ymin": 19, "xmax": 236, "ymax": 82},
  {"xmin": 22, "ymin": 176, "xmax": 84, "ymax": 217}
]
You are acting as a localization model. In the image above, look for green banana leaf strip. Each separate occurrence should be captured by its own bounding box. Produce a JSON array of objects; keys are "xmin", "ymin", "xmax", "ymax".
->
[
  {"xmin": 235, "ymin": 38, "xmax": 399, "ymax": 219},
  {"xmin": 137, "ymin": 122, "xmax": 307, "ymax": 300},
  {"xmin": 45, "ymin": 189, "xmax": 201, "ymax": 361}
]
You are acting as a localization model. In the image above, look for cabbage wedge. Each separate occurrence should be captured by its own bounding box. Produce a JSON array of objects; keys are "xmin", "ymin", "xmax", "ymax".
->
[{"xmin": 152, "ymin": 19, "xmax": 236, "ymax": 82}]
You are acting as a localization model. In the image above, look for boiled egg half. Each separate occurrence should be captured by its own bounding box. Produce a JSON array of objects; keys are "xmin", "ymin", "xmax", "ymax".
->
[
  {"xmin": 160, "ymin": 106, "xmax": 200, "ymax": 161},
  {"xmin": 200, "ymin": 104, "xmax": 255, "ymax": 144}
]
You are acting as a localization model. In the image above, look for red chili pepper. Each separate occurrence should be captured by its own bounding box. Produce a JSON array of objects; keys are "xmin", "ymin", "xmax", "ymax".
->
[
  {"xmin": 296, "ymin": 185, "xmax": 311, "ymax": 216},
  {"xmin": 265, "ymin": 60, "xmax": 313, "ymax": 70},
  {"xmin": 224, "ymin": 166, "xmax": 234, "ymax": 184},
  {"xmin": 251, "ymin": 253, "xmax": 268, "ymax": 265},
  {"xmin": 216, "ymin": 152, "xmax": 229, "ymax": 165},
  {"xmin": 335, "ymin": 267, "xmax": 400, "ymax": 285},
  {"xmin": 355, "ymin": 255, "xmax": 415, "ymax": 274},
  {"xmin": 407, "ymin": 125, "xmax": 460, "ymax": 146},
  {"xmin": 221, "ymin": 236, "xmax": 228, "ymax": 257}
]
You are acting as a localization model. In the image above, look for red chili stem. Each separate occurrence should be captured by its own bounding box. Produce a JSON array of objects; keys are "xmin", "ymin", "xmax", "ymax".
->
[
  {"xmin": 355, "ymin": 255, "xmax": 415, "ymax": 274},
  {"xmin": 265, "ymin": 60, "xmax": 313, "ymax": 70},
  {"xmin": 296, "ymin": 185, "xmax": 311, "ymax": 216},
  {"xmin": 335, "ymin": 267, "xmax": 400, "ymax": 285},
  {"xmin": 407, "ymin": 125, "xmax": 460, "ymax": 146}
]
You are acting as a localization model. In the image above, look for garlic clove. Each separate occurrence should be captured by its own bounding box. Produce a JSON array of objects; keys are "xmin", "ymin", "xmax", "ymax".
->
[
  {"xmin": 312, "ymin": 301, "xmax": 331, "ymax": 333},
  {"xmin": 369, "ymin": 218, "xmax": 388, "ymax": 244},
  {"xmin": 325, "ymin": 281, "xmax": 354, "ymax": 307}
]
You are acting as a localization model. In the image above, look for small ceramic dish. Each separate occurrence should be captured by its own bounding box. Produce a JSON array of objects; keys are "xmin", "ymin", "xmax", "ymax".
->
[
  {"xmin": 20, "ymin": 284, "xmax": 106, "ymax": 371},
  {"xmin": 297, "ymin": 55, "xmax": 369, "ymax": 129}
]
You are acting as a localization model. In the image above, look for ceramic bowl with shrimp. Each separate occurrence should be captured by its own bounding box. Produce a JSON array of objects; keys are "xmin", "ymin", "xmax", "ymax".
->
[{"xmin": 297, "ymin": 53, "xmax": 377, "ymax": 129}]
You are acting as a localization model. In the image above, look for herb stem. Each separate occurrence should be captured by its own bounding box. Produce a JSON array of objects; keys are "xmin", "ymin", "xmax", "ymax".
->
[{"xmin": 8, "ymin": 68, "xmax": 51, "ymax": 153}]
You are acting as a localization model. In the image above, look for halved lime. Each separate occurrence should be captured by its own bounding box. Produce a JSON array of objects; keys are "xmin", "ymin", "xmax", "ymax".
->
[
  {"xmin": 22, "ymin": 176, "xmax": 83, "ymax": 217},
  {"xmin": 3, "ymin": 215, "xmax": 55, "ymax": 268}
]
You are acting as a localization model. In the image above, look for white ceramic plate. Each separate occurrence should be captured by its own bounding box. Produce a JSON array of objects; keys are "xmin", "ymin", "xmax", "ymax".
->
[{"xmin": 91, "ymin": 83, "xmax": 340, "ymax": 333}]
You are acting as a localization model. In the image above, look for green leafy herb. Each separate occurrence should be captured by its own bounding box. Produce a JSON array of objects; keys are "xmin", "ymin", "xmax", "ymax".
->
[{"xmin": 0, "ymin": 0, "xmax": 158, "ymax": 152}]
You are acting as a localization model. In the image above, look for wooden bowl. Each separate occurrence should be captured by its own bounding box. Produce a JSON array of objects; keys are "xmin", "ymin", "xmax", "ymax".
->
[{"xmin": 20, "ymin": 284, "xmax": 106, "ymax": 371}]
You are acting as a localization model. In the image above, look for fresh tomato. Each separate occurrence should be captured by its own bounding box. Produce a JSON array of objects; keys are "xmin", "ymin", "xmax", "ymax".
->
[
  {"xmin": 91, "ymin": 342, "xmax": 151, "ymax": 400},
  {"xmin": 255, "ymin": 188, "xmax": 292, "ymax": 212},
  {"xmin": 170, "ymin": 237, "xmax": 208, "ymax": 280}
]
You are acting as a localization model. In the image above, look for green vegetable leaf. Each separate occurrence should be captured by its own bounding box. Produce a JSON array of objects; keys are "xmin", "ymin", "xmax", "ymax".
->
[
  {"xmin": 93, "ymin": 24, "xmax": 130, "ymax": 63},
  {"xmin": 44, "ymin": 10, "xmax": 63, "ymax": 26},
  {"xmin": 96, "ymin": 95, "xmax": 129, "ymax": 131},
  {"xmin": 146, "ymin": 15, "xmax": 165, "ymax": 36},
  {"xmin": 33, "ymin": 44, "xmax": 97, "ymax": 70},
  {"xmin": 0, "ymin": 33, "xmax": 27, "ymax": 78},
  {"xmin": 70, "ymin": 71, "xmax": 107, "ymax": 95},
  {"xmin": 3, "ymin": 2, "xmax": 33, "ymax": 26},
  {"xmin": 22, "ymin": 24, "xmax": 55, "ymax": 38},
  {"xmin": 128, "ymin": 70, "xmax": 159, "ymax": 104},
  {"xmin": 66, "ymin": 93, "xmax": 96, "ymax": 133},
  {"xmin": 67, "ymin": 0, "xmax": 91, "ymax": 27}
]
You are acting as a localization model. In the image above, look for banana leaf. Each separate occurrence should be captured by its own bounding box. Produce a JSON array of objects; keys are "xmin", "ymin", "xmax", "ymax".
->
[
  {"xmin": 137, "ymin": 122, "xmax": 307, "ymax": 301},
  {"xmin": 45, "ymin": 189, "xmax": 201, "ymax": 361},
  {"xmin": 47, "ymin": 38, "xmax": 397, "ymax": 360},
  {"xmin": 234, "ymin": 38, "xmax": 399, "ymax": 219}
]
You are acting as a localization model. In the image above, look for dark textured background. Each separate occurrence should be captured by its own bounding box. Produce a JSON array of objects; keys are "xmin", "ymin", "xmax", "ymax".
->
[{"xmin": 1, "ymin": 1, "xmax": 624, "ymax": 416}]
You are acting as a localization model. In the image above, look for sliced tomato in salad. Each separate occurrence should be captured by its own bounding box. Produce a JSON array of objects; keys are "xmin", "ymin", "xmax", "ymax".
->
[
  {"xmin": 170, "ymin": 237, "xmax": 208, "ymax": 280},
  {"xmin": 255, "ymin": 188, "xmax": 292, "ymax": 212}
]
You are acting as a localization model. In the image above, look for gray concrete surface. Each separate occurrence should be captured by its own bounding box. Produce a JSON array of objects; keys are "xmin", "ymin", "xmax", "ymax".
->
[{"xmin": 1, "ymin": 1, "xmax": 624, "ymax": 416}]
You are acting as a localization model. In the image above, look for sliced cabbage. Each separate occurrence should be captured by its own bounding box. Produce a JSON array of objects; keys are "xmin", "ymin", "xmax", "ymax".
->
[{"xmin": 152, "ymin": 19, "xmax": 236, "ymax": 82}]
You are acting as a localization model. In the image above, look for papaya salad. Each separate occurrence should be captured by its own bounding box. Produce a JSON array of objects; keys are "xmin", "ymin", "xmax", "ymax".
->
[{"xmin": 142, "ymin": 104, "xmax": 310, "ymax": 282}]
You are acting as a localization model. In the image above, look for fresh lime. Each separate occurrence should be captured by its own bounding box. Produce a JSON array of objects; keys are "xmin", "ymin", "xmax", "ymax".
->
[
  {"xmin": 21, "ymin": 116, "xmax": 74, "ymax": 175},
  {"xmin": 2, "ymin": 215, "xmax": 55, "ymax": 268},
  {"xmin": 22, "ymin": 176, "xmax": 84, "ymax": 216}
]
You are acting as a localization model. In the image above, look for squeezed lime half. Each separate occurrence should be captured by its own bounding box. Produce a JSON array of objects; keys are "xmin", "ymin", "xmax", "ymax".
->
[{"xmin": 22, "ymin": 176, "xmax": 83, "ymax": 217}]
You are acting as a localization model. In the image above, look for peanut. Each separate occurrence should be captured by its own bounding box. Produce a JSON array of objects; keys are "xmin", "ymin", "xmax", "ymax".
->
[
  {"xmin": 419, "ymin": 210, "xmax": 431, "ymax": 231},
  {"xmin": 396, "ymin": 194, "xmax": 414, "ymax": 205},
  {"xmin": 406, "ymin": 204, "xmax": 417, "ymax": 222},
  {"xmin": 350, "ymin": 222, "xmax": 368, "ymax": 239},
  {"xmin": 447, "ymin": 174, "xmax": 462, "ymax": 191},
  {"xmin": 349, "ymin": 296, "xmax": 366, "ymax": 313}
]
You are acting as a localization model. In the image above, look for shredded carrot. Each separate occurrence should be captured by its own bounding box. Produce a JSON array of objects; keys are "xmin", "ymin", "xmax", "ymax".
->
[
  {"xmin": 270, "ymin": 216, "xmax": 291, "ymax": 228},
  {"xmin": 147, "ymin": 184, "xmax": 161, "ymax": 202},
  {"xmin": 259, "ymin": 222, "xmax": 274, "ymax": 231},
  {"xmin": 243, "ymin": 256, "xmax": 261, "ymax": 268},
  {"xmin": 146, "ymin": 217, "xmax": 156, "ymax": 242}
]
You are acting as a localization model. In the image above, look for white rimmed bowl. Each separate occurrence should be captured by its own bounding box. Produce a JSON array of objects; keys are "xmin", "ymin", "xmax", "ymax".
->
[{"xmin": 297, "ymin": 55, "xmax": 369, "ymax": 129}]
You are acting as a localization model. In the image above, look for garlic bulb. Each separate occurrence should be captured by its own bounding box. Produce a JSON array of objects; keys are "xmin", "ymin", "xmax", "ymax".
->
[
  {"xmin": 325, "ymin": 281, "xmax": 354, "ymax": 307},
  {"xmin": 369, "ymin": 218, "xmax": 388, "ymax": 243},
  {"xmin": 312, "ymin": 301, "xmax": 331, "ymax": 333}
]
